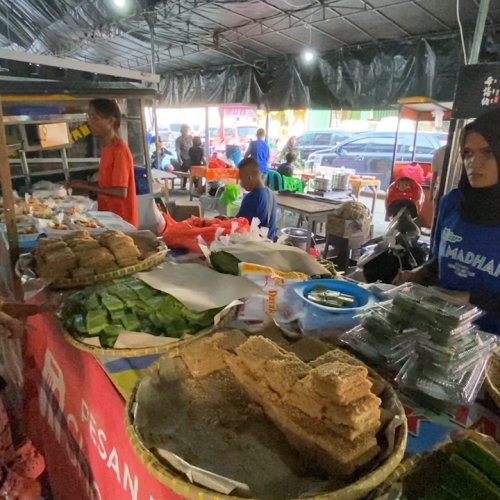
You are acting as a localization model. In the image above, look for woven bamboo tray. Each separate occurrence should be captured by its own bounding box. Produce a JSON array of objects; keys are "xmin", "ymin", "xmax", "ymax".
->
[
  {"xmin": 60, "ymin": 306, "xmax": 236, "ymax": 357},
  {"xmin": 485, "ymin": 349, "xmax": 500, "ymax": 407},
  {"xmin": 125, "ymin": 347, "xmax": 408, "ymax": 500},
  {"xmin": 49, "ymin": 247, "xmax": 168, "ymax": 289}
]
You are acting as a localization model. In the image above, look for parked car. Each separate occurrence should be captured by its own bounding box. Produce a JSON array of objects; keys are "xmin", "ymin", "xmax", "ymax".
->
[
  {"xmin": 201, "ymin": 125, "xmax": 258, "ymax": 152},
  {"xmin": 295, "ymin": 128, "xmax": 353, "ymax": 158},
  {"xmin": 306, "ymin": 131, "xmax": 447, "ymax": 190}
]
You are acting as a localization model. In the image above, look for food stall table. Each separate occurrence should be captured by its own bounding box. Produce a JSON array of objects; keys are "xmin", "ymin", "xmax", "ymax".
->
[
  {"xmin": 276, "ymin": 194, "xmax": 339, "ymax": 251},
  {"xmin": 151, "ymin": 169, "xmax": 177, "ymax": 199},
  {"xmin": 23, "ymin": 312, "xmax": 183, "ymax": 500},
  {"xmin": 293, "ymin": 169, "xmax": 316, "ymax": 187},
  {"xmin": 348, "ymin": 177, "xmax": 380, "ymax": 215},
  {"xmin": 22, "ymin": 308, "xmax": 500, "ymax": 500}
]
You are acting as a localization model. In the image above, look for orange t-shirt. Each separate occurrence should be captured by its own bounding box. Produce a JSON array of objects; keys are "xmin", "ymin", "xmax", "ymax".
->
[{"xmin": 97, "ymin": 139, "xmax": 138, "ymax": 228}]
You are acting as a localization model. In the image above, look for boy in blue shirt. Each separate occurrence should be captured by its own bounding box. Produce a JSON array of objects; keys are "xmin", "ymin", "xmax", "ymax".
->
[{"xmin": 237, "ymin": 158, "xmax": 277, "ymax": 239}]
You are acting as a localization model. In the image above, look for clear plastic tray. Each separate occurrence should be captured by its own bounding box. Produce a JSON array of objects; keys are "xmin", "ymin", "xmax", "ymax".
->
[
  {"xmin": 397, "ymin": 353, "xmax": 490, "ymax": 406},
  {"xmin": 391, "ymin": 284, "xmax": 484, "ymax": 332},
  {"xmin": 342, "ymin": 325, "xmax": 416, "ymax": 367}
]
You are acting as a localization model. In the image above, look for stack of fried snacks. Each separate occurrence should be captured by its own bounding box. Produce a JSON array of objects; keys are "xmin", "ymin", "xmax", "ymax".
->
[
  {"xmin": 34, "ymin": 230, "xmax": 144, "ymax": 279},
  {"xmin": 223, "ymin": 336, "xmax": 382, "ymax": 477}
]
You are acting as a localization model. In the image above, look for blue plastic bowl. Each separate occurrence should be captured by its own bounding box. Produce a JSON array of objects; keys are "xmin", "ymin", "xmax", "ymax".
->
[{"xmin": 292, "ymin": 279, "xmax": 376, "ymax": 314}]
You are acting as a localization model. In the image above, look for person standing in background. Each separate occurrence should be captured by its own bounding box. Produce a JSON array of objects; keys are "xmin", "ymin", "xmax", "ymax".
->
[
  {"xmin": 175, "ymin": 124, "xmax": 193, "ymax": 188},
  {"xmin": 68, "ymin": 98, "xmax": 138, "ymax": 228},
  {"xmin": 430, "ymin": 145, "xmax": 447, "ymax": 207},
  {"xmin": 244, "ymin": 128, "xmax": 270, "ymax": 179}
]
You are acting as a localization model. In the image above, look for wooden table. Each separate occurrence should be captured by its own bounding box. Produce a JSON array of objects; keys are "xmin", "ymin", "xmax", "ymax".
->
[
  {"xmin": 276, "ymin": 193, "xmax": 340, "ymax": 251},
  {"xmin": 151, "ymin": 169, "xmax": 177, "ymax": 199},
  {"xmin": 349, "ymin": 177, "xmax": 380, "ymax": 215}
]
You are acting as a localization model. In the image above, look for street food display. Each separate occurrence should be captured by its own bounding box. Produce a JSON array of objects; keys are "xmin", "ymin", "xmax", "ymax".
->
[
  {"xmin": 129, "ymin": 330, "xmax": 406, "ymax": 498},
  {"xmin": 60, "ymin": 276, "xmax": 222, "ymax": 347},
  {"xmin": 34, "ymin": 230, "xmax": 151, "ymax": 279},
  {"xmin": 4, "ymin": 182, "xmax": 498, "ymax": 500}
]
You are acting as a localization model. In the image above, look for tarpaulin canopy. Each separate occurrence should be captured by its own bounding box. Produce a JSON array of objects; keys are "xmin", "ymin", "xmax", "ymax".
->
[{"xmin": 0, "ymin": 1, "xmax": 498, "ymax": 108}]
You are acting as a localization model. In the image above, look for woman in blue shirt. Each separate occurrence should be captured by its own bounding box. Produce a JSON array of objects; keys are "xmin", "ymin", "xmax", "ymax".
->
[{"xmin": 396, "ymin": 107, "xmax": 500, "ymax": 334}]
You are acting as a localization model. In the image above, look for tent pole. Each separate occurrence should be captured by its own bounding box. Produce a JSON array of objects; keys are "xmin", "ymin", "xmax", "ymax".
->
[
  {"xmin": 0, "ymin": 96, "xmax": 23, "ymax": 300},
  {"xmin": 469, "ymin": 0, "xmax": 490, "ymax": 64},
  {"xmin": 148, "ymin": 16, "xmax": 158, "ymax": 194}
]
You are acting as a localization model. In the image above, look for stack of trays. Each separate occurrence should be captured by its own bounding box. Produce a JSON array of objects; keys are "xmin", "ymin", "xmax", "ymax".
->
[
  {"xmin": 394, "ymin": 285, "xmax": 498, "ymax": 408},
  {"xmin": 341, "ymin": 305, "xmax": 421, "ymax": 372}
]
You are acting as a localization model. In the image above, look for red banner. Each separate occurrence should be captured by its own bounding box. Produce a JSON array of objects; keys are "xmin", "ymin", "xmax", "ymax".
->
[{"xmin": 23, "ymin": 313, "xmax": 182, "ymax": 500}]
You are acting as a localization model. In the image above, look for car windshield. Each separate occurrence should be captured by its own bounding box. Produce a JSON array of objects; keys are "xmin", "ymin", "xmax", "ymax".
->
[
  {"xmin": 170, "ymin": 123, "xmax": 182, "ymax": 132},
  {"xmin": 237, "ymin": 126, "xmax": 257, "ymax": 137}
]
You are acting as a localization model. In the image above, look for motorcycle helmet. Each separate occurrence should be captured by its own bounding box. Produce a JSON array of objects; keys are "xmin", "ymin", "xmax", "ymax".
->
[{"xmin": 385, "ymin": 176, "xmax": 425, "ymax": 219}]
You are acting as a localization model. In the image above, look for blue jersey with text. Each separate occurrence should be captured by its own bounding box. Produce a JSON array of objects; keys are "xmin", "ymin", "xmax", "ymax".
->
[{"xmin": 433, "ymin": 189, "xmax": 500, "ymax": 333}]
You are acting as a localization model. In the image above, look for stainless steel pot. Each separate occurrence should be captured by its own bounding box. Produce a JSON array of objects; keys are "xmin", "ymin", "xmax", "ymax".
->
[
  {"xmin": 331, "ymin": 172, "xmax": 350, "ymax": 190},
  {"xmin": 313, "ymin": 177, "xmax": 330, "ymax": 192}
]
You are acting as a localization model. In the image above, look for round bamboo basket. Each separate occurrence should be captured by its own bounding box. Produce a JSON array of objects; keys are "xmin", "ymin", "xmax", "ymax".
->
[
  {"xmin": 50, "ymin": 248, "xmax": 168, "ymax": 289},
  {"xmin": 125, "ymin": 350, "xmax": 408, "ymax": 500},
  {"xmin": 60, "ymin": 307, "xmax": 236, "ymax": 358},
  {"xmin": 484, "ymin": 350, "xmax": 500, "ymax": 408}
]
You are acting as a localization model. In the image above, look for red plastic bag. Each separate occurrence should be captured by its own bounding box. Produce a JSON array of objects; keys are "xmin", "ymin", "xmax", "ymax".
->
[
  {"xmin": 208, "ymin": 157, "xmax": 229, "ymax": 169},
  {"xmin": 161, "ymin": 212, "xmax": 250, "ymax": 253}
]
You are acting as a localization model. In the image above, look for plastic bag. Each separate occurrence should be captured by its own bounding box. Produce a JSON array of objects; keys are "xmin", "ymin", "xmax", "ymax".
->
[
  {"xmin": 161, "ymin": 212, "xmax": 250, "ymax": 253},
  {"xmin": 237, "ymin": 263, "xmax": 308, "ymax": 322},
  {"xmin": 219, "ymin": 184, "xmax": 239, "ymax": 205}
]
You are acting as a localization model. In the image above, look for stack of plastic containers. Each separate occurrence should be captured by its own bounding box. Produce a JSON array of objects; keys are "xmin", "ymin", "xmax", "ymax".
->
[
  {"xmin": 341, "ymin": 302, "xmax": 421, "ymax": 372},
  {"xmin": 392, "ymin": 284, "xmax": 497, "ymax": 409}
]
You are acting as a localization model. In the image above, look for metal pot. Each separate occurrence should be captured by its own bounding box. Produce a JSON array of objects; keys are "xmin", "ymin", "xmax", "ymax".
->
[
  {"xmin": 331, "ymin": 172, "xmax": 350, "ymax": 190},
  {"xmin": 313, "ymin": 177, "xmax": 330, "ymax": 192},
  {"xmin": 279, "ymin": 227, "xmax": 314, "ymax": 251}
]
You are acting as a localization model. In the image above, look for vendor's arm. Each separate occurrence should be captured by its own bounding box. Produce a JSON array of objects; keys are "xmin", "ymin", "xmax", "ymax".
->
[
  {"xmin": 393, "ymin": 257, "xmax": 439, "ymax": 286},
  {"xmin": 0, "ymin": 310, "xmax": 24, "ymax": 338},
  {"xmin": 67, "ymin": 180, "xmax": 127, "ymax": 199}
]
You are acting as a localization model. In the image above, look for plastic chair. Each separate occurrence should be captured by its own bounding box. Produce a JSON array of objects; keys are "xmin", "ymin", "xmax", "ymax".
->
[
  {"xmin": 282, "ymin": 175, "xmax": 303, "ymax": 192},
  {"xmin": 266, "ymin": 170, "xmax": 283, "ymax": 191}
]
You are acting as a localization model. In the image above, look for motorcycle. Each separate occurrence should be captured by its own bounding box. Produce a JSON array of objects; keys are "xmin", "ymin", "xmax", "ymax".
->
[{"xmin": 356, "ymin": 177, "xmax": 429, "ymax": 283}]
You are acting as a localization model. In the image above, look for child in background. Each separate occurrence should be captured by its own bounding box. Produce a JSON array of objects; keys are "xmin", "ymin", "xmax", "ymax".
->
[
  {"xmin": 189, "ymin": 136, "xmax": 206, "ymax": 193},
  {"xmin": 189, "ymin": 136, "xmax": 206, "ymax": 166}
]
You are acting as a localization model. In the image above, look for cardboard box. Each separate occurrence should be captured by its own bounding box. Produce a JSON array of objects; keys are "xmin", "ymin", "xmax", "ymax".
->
[
  {"xmin": 167, "ymin": 200, "xmax": 201, "ymax": 221},
  {"xmin": 326, "ymin": 213, "xmax": 371, "ymax": 239}
]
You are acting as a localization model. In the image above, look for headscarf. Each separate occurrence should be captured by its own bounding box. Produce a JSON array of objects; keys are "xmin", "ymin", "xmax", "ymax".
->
[{"xmin": 459, "ymin": 107, "xmax": 500, "ymax": 226}]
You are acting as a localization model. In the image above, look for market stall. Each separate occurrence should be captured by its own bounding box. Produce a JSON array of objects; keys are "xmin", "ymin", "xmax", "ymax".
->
[{"xmin": 0, "ymin": 59, "xmax": 499, "ymax": 500}]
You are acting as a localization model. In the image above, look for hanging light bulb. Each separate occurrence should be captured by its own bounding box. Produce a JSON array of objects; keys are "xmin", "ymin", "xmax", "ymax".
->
[
  {"xmin": 113, "ymin": 0, "xmax": 126, "ymax": 7},
  {"xmin": 303, "ymin": 49, "xmax": 316, "ymax": 63}
]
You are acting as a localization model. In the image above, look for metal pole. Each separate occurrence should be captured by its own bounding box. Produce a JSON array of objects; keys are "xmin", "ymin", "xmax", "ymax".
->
[
  {"xmin": 0, "ymin": 96, "xmax": 23, "ymax": 300},
  {"xmin": 469, "ymin": 0, "xmax": 490, "ymax": 64},
  {"xmin": 204, "ymin": 106, "xmax": 210, "ymax": 159},
  {"xmin": 148, "ymin": 17, "xmax": 158, "ymax": 195}
]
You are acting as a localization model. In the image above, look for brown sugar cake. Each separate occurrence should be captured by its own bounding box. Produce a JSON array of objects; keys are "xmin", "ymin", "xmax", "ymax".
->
[{"xmin": 224, "ymin": 335, "xmax": 383, "ymax": 477}]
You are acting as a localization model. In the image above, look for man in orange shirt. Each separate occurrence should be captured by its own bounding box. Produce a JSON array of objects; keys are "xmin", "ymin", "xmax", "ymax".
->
[{"xmin": 68, "ymin": 99, "xmax": 138, "ymax": 228}]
